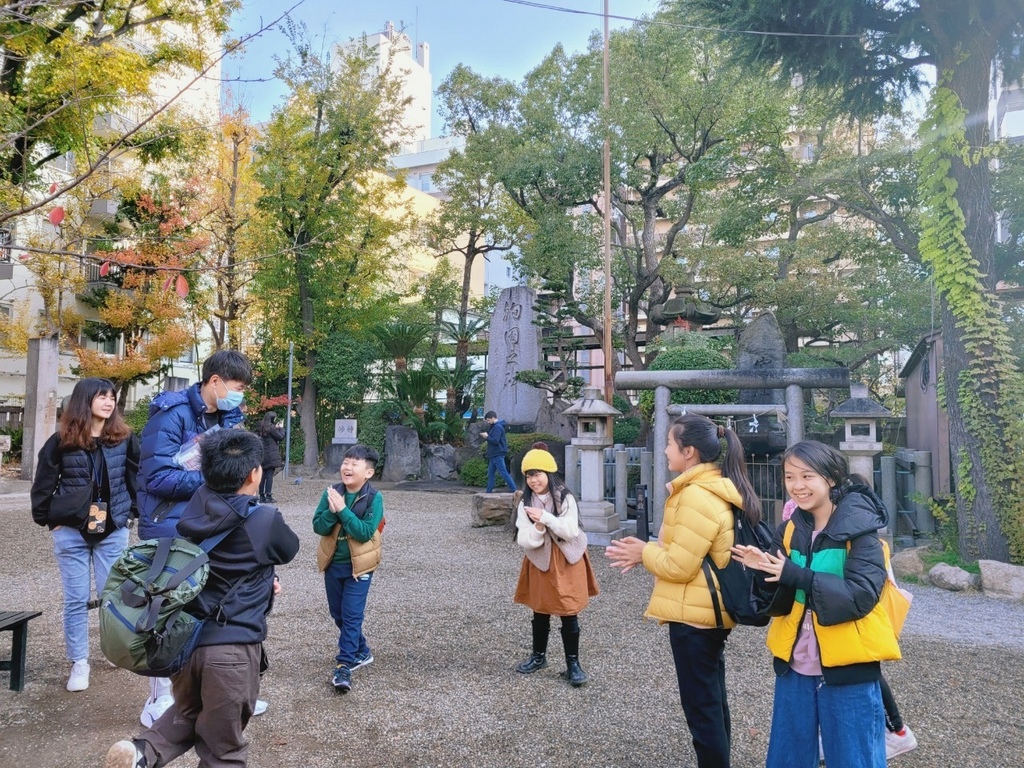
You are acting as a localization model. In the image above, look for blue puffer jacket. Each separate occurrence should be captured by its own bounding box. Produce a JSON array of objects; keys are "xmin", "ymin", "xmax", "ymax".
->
[
  {"xmin": 31, "ymin": 432, "xmax": 139, "ymax": 532},
  {"xmin": 137, "ymin": 383, "xmax": 244, "ymax": 539}
]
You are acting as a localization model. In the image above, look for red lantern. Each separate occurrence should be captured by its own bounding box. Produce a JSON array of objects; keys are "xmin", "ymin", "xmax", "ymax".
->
[
  {"xmin": 49, "ymin": 182, "xmax": 58, "ymax": 194},
  {"xmin": 99, "ymin": 261, "xmax": 110, "ymax": 276},
  {"xmin": 48, "ymin": 207, "xmax": 65, "ymax": 226}
]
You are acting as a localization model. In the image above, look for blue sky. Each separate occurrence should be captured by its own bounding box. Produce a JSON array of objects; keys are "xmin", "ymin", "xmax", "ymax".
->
[{"xmin": 223, "ymin": 0, "xmax": 659, "ymax": 132}]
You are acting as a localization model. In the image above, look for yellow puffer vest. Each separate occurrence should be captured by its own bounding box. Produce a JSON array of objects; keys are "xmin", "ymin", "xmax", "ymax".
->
[
  {"xmin": 766, "ymin": 522, "xmax": 901, "ymax": 667},
  {"xmin": 642, "ymin": 464, "xmax": 741, "ymax": 628}
]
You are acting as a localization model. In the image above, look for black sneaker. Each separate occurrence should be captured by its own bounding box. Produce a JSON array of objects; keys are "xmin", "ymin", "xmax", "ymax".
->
[
  {"xmin": 351, "ymin": 650, "xmax": 374, "ymax": 671},
  {"xmin": 332, "ymin": 664, "xmax": 352, "ymax": 693}
]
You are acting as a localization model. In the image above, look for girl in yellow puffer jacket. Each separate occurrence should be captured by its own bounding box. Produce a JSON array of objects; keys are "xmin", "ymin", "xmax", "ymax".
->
[{"xmin": 607, "ymin": 414, "xmax": 762, "ymax": 768}]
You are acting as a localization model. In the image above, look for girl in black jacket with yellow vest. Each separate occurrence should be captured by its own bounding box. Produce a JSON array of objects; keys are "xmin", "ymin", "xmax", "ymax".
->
[
  {"xmin": 30, "ymin": 378, "xmax": 139, "ymax": 693},
  {"xmin": 732, "ymin": 441, "xmax": 899, "ymax": 768}
]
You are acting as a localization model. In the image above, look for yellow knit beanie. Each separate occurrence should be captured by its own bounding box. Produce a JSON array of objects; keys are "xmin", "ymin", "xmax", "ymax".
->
[{"xmin": 521, "ymin": 447, "xmax": 558, "ymax": 473}]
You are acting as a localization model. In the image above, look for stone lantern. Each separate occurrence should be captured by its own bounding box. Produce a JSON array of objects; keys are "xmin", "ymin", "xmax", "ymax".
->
[
  {"xmin": 829, "ymin": 382, "xmax": 892, "ymax": 491},
  {"xmin": 562, "ymin": 387, "xmax": 623, "ymax": 545}
]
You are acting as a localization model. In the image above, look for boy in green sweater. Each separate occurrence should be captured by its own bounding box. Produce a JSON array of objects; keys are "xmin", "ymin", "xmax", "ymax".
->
[{"xmin": 312, "ymin": 444, "xmax": 384, "ymax": 693}]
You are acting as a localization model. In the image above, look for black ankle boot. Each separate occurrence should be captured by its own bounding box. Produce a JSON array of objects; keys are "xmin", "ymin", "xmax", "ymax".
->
[
  {"xmin": 562, "ymin": 655, "xmax": 588, "ymax": 687},
  {"xmin": 516, "ymin": 652, "xmax": 547, "ymax": 674}
]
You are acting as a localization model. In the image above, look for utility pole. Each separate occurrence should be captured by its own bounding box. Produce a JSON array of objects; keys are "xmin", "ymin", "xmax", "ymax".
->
[{"xmin": 602, "ymin": 0, "xmax": 614, "ymax": 407}]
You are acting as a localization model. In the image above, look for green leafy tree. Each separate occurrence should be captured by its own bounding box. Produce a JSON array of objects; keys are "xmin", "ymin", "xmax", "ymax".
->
[
  {"xmin": 679, "ymin": 0, "xmax": 1024, "ymax": 562},
  {"xmin": 252, "ymin": 29, "xmax": 411, "ymax": 468},
  {"xmin": 0, "ymin": 0, "xmax": 239, "ymax": 224}
]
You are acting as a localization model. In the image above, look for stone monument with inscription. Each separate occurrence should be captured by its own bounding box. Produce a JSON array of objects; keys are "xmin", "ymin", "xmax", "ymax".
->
[{"xmin": 484, "ymin": 285, "xmax": 544, "ymax": 428}]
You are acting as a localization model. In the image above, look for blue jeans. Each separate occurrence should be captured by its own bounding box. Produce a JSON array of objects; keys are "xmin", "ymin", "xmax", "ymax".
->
[
  {"xmin": 52, "ymin": 525, "xmax": 130, "ymax": 661},
  {"xmin": 668, "ymin": 623, "xmax": 732, "ymax": 768},
  {"xmin": 324, "ymin": 561, "xmax": 372, "ymax": 666},
  {"xmin": 486, "ymin": 455, "xmax": 516, "ymax": 492},
  {"xmin": 767, "ymin": 668, "xmax": 886, "ymax": 768}
]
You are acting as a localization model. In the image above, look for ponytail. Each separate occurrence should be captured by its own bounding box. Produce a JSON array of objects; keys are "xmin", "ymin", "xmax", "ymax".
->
[{"xmin": 720, "ymin": 428, "xmax": 762, "ymax": 526}]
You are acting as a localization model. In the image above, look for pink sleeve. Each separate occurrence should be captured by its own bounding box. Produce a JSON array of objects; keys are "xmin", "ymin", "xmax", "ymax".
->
[{"xmin": 782, "ymin": 500, "xmax": 797, "ymax": 521}]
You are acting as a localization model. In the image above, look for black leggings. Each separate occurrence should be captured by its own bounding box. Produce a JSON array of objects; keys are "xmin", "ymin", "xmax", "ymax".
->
[
  {"xmin": 259, "ymin": 468, "xmax": 276, "ymax": 499},
  {"xmin": 532, "ymin": 613, "xmax": 579, "ymax": 633}
]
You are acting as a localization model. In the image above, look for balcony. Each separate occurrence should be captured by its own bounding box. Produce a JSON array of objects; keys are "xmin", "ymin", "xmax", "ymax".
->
[{"xmin": 88, "ymin": 198, "xmax": 119, "ymax": 221}]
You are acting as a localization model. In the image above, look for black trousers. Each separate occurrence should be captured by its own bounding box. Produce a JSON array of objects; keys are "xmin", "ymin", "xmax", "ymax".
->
[
  {"xmin": 669, "ymin": 622, "xmax": 732, "ymax": 768},
  {"xmin": 259, "ymin": 467, "xmax": 277, "ymax": 499}
]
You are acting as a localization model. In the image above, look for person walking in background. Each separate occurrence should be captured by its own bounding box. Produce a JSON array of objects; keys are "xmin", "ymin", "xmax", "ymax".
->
[
  {"xmin": 480, "ymin": 410, "xmax": 516, "ymax": 492},
  {"xmin": 512, "ymin": 442, "xmax": 598, "ymax": 687},
  {"xmin": 732, "ymin": 440, "xmax": 900, "ymax": 768},
  {"xmin": 30, "ymin": 378, "xmax": 139, "ymax": 693},
  {"xmin": 256, "ymin": 412, "xmax": 285, "ymax": 503},
  {"xmin": 606, "ymin": 415, "xmax": 762, "ymax": 768},
  {"xmin": 135, "ymin": 349, "xmax": 262, "ymax": 726},
  {"xmin": 105, "ymin": 430, "xmax": 299, "ymax": 768}
]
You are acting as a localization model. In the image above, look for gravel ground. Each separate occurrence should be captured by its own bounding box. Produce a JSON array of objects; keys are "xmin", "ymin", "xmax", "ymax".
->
[{"xmin": 1, "ymin": 482, "xmax": 1023, "ymax": 768}]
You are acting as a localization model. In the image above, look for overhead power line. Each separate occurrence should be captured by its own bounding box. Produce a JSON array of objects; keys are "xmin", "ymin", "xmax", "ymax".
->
[{"xmin": 499, "ymin": 0, "xmax": 864, "ymax": 39}]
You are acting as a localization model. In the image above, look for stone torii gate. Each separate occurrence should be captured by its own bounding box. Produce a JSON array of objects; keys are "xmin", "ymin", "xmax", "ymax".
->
[{"xmin": 615, "ymin": 367, "xmax": 851, "ymax": 529}]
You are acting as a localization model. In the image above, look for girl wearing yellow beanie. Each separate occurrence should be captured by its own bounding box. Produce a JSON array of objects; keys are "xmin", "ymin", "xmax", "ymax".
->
[{"xmin": 513, "ymin": 442, "xmax": 599, "ymax": 686}]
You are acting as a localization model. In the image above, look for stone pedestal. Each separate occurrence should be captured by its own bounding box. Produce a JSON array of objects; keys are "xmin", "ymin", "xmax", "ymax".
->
[{"xmin": 576, "ymin": 448, "xmax": 623, "ymax": 543}]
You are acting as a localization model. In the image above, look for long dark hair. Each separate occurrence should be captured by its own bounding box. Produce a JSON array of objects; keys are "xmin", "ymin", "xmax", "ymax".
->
[
  {"xmin": 782, "ymin": 440, "xmax": 866, "ymax": 503},
  {"xmin": 521, "ymin": 441, "xmax": 571, "ymax": 515},
  {"xmin": 259, "ymin": 411, "xmax": 278, "ymax": 436},
  {"xmin": 669, "ymin": 414, "xmax": 762, "ymax": 525},
  {"xmin": 59, "ymin": 378, "xmax": 132, "ymax": 451}
]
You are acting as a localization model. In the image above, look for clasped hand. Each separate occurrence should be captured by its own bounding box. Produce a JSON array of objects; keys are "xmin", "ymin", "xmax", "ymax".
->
[
  {"xmin": 730, "ymin": 545, "xmax": 786, "ymax": 582},
  {"xmin": 605, "ymin": 536, "xmax": 648, "ymax": 574},
  {"xmin": 326, "ymin": 486, "xmax": 345, "ymax": 514},
  {"xmin": 524, "ymin": 505, "xmax": 545, "ymax": 524}
]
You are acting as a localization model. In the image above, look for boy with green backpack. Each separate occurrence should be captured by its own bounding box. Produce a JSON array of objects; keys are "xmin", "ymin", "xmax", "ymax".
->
[{"xmin": 105, "ymin": 430, "xmax": 299, "ymax": 768}]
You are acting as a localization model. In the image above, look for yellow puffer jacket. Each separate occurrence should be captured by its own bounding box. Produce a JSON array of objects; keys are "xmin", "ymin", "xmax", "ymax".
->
[{"xmin": 642, "ymin": 463, "xmax": 741, "ymax": 628}]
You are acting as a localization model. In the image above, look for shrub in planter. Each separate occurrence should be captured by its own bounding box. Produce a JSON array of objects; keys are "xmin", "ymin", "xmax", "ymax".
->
[{"xmin": 460, "ymin": 456, "xmax": 492, "ymax": 488}]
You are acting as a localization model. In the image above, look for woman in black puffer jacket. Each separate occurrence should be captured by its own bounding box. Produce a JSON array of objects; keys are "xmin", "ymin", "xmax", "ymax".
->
[
  {"xmin": 257, "ymin": 411, "xmax": 285, "ymax": 503},
  {"xmin": 30, "ymin": 378, "xmax": 139, "ymax": 693}
]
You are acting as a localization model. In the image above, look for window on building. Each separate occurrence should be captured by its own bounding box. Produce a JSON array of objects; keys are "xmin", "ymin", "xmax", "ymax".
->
[
  {"xmin": 79, "ymin": 330, "xmax": 118, "ymax": 355},
  {"xmin": 162, "ymin": 376, "xmax": 189, "ymax": 392},
  {"xmin": 0, "ymin": 227, "xmax": 12, "ymax": 262},
  {"xmin": 0, "ymin": 304, "xmax": 10, "ymax": 346}
]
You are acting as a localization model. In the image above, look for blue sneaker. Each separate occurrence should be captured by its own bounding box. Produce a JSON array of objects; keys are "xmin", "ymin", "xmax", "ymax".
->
[
  {"xmin": 351, "ymin": 650, "xmax": 374, "ymax": 671},
  {"xmin": 332, "ymin": 664, "xmax": 351, "ymax": 693}
]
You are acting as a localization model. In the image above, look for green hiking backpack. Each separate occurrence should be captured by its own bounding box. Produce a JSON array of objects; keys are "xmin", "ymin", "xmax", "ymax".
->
[{"xmin": 99, "ymin": 522, "xmax": 244, "ymax": 676}]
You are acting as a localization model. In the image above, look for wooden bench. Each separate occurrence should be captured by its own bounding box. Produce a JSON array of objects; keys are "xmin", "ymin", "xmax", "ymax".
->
[{"xmin": 0, "ymin": 611, "xmax": 43, "ymax": 691}]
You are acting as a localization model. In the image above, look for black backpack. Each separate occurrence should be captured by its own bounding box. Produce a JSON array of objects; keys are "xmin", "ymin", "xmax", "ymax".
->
[{"xmin": 701, "ymin": 506, "xmax": 774, "ymax": 627}]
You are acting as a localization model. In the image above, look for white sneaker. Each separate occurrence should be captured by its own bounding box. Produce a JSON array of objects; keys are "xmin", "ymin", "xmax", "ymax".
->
[
  {"xmin": 139, "ymin": 694, "xmax": 174, "ymax": 728},
  {"xmin": 66, "ymin": 660, "xmax": 89, "ymax": 692},
  {"xmin": 253, "ymin": 698, "xmax": 268, "ymax": 716},
  {"xmin": 886, "ymin": 725, "xmax": 918, "ymax": 760}
]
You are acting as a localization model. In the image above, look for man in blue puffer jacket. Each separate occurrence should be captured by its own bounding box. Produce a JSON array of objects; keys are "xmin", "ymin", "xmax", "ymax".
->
[{"xmin": 136, "ymin": 349, "xmax": 253, "ymax": 728}]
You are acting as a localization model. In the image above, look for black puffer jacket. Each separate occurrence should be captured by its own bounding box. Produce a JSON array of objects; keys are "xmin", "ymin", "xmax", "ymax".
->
[
  {"xmin": 177, "ymin": 486, "xmax": 300, "ymax": 647},
  {"xmin": 31, "ymin": 432, "xmax": 139, "ymax": 533}
]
